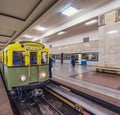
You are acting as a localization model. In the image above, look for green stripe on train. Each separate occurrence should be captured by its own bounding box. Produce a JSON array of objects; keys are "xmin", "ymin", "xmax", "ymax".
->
[{"xmin": 4, "ymin": 65, "xmax": 49, "ymax": 90}]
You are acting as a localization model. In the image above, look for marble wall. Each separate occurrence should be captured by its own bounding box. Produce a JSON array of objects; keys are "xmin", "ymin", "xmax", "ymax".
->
[
  {"xmin": 50, "ymin": 40, "xmax": 98, "ymax": 54},
  {"xmin": 47, "ymin": 30, "xmax": 98, "ymax": 48},
  {"xmin": 98, "ymin": 10, "xmax": 120, "ymax": 68}
]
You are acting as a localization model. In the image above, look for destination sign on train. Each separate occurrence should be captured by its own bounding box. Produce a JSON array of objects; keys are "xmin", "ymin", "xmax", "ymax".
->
[{"xmin": 25, "ymin": 46, "xmax": 42, "ymax": 50}]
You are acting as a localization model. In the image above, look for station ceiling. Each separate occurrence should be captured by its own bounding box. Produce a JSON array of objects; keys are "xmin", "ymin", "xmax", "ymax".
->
[{"xmin": 0, "ymin": 0, "xmax": 119, "ymax": 50}]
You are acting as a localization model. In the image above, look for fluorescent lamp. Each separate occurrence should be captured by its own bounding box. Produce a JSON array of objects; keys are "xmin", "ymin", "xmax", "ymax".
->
[
  {"xmin": 58, "ymin": 31, "xmax": 65, "ymax": 35},
  {"xmin": 61, "ymin": 6, "xmax": 78, "ymax": 16},
  {"xmin": 34, "ymin": 26, "xmax": 46, "ymax": 31},
  {"xmin": 85, "ymin": 20, "xmax": 98, "ymax": 25},
  {"xmin": 23, "ymin": 35, "xmax": 33, "ymax": 38},
  {"xmin": 108, "ymin": 30, "xmax": 117, "ymax": 34}
]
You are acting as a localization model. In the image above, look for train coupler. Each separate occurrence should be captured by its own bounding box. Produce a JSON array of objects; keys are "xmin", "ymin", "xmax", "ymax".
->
[{"xmin": 31, "ymin": 88, "xmax": 43, "ymax": 97}]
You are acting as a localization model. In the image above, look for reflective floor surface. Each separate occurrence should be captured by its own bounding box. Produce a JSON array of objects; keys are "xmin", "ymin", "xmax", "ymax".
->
[{"xmin": 52, "ymin": 63, "xmax": 120, "ymax": 90}]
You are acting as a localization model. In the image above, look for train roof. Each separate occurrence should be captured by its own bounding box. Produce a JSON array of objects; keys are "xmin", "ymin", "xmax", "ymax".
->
[
  {"xmin": 11, "ymin": 41, "xmax": 44, "ymax": 46},
  {"xmin": 3, "ymin": 41, "xmax": 46, "ymax": 50}
]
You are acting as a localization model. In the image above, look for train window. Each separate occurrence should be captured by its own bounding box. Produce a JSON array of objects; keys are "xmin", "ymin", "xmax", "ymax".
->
[
  {"xmin": 81, "ymin": 52, "xmax": 98, "ymax": 61},
  {"xmin": 65, "ymin": 54, "xmax": 71, "ymax": 60},
  {"xmin": 51, "ymin": 54, "xmax": 55, "ymax": 59},
  {"xmin": 41, "ymin": 52, "xmax": 48, "ymax": 64},
  {"xmin": 30, "ymin": 52, "xmax": 37, "ymax": 65},
  {"xmin": 55, "ymin": 54, "xmax": 61, "ymax": 60},
  {"xmin": 13, "ymin": 51, "xmax": 25, "ymax": 66}
]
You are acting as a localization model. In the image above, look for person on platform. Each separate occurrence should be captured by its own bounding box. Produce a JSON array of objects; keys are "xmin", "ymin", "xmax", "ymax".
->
[
  {"xmin": 71, "ymin": 56, "xmax": 75, "ymax": 67},
  {"xmin": 49, "ymin": 57, "xmax": 53, "ymax": 78}
]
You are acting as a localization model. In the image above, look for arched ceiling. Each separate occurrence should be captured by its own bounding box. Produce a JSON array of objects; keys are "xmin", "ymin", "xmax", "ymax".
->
[
  {"xmin": 0, "ymin": 0, "xmax": 120, "ymax": 50},
  {"xmin": 0, "ymin": 0, "xmax": 58, "ymax": 50}
]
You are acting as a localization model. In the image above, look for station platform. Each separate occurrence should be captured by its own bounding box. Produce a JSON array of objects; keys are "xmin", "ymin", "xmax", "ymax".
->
[
  {"xmin": 0, "ymin": 76, "xmax": 13, "ymax": 115},
  {"xmin": 52, "ymin": 63, "xmax": 120, "ymax": 107}
]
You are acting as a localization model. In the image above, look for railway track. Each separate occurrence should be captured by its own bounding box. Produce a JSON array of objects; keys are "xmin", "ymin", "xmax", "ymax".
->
[
  {"xmin": 11, "ymin": 88, "xmax": 80, "ymax": 115},
  {"xmin": 9, "ymin": 81, "xmax": 119, "ymax": 115}
]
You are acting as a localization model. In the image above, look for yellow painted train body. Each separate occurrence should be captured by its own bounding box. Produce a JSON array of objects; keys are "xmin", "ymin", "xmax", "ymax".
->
[{"xmin": 0, "ymin": 41, "xmax": 50, "ymax": 90}]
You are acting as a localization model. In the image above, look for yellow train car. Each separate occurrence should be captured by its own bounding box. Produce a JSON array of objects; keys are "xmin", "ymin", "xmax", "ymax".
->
[{"xmin": 0, "ymin": 41, "xmax": 50, "ymax": 90}]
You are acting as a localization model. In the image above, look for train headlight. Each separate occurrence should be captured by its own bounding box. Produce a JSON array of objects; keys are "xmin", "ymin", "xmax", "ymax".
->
[
  {"xmin": 20, "ymin": 75, "xmax": 26, "ymax": 81},
  {"xmin": 39, "ymin": 72, "xmax": 46, "ymax": 78}
]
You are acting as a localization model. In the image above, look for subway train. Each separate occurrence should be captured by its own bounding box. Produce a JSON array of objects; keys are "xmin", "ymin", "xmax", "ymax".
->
[
  {"xmin": 51, "ymin": 52, "xmax": 98, "ymax": 65},
  {"xmin": 0, "ymin": 41, "xmax": 50, "ymax": 91}
]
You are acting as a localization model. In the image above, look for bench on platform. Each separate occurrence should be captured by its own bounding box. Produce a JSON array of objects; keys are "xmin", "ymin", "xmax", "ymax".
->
[{"xmin": 96, "ymin": 67, "xmax": 120, "ymax": 75}]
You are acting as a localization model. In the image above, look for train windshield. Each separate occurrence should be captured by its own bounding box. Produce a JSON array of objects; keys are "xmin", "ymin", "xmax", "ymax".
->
[
  {"xmin": 13, "ymin": 51, "xmax": 25, "ymax": 66},
  {"xmin": 30, "ymin": 52, "xmax": 37, "ymax": 65},
  {"xmin": 41, "ymin": 52, "xmax": 48, "ymax": 64}
]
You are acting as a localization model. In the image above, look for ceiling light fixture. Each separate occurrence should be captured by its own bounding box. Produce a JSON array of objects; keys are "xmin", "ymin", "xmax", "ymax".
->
[
  {"xmin": 85, "ymin": 19, "xmax": 98, "ymax": 25},
  {"xmin": 58, "ymin": 31, "xmax": 65, "ymax": 35},
  {"xmin": 23, "ymin": 35, "xmax": 33, "ymax": 38},
  {"xmin": 34, "ymin": 26, "xmax": 46, "ymax": 31},
  {"xmin": 61, "ymin": 6, "xmax": 78, "ymax": 16},
  {"xmin": 108, "ymin": 30, "xmax": 118, "ymax": 34}
]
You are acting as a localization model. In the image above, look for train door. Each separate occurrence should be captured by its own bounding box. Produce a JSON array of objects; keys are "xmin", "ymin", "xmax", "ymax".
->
[
  {"xmin": 29, "ymin": 51, "xmax": 39, "ymax": 83},
  {"xmin": 39, "ymin": 52, "xmax": 49, "ymax": 81}
]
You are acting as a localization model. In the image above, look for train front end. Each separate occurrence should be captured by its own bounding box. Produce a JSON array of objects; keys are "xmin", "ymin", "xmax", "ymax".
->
[{"xmin": 1, "ymin": 42, "xmax": 50, "ymax": 90}]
